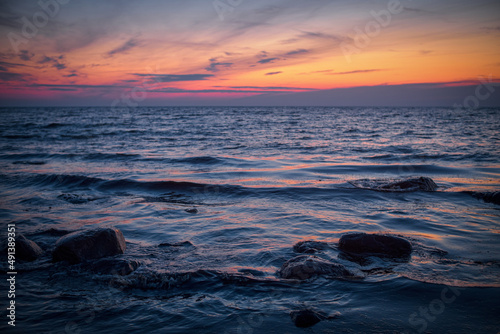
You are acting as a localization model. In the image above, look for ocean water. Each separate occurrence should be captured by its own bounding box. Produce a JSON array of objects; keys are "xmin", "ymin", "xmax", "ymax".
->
[{"xmin": 0, "ymin": 106, "xmax": 499, "ymax": 333}]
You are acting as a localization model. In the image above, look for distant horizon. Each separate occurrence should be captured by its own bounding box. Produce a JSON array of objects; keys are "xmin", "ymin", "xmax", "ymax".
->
[{"xmin": 2, "ymin": 81, "xmax": 500, "ymax": 108}]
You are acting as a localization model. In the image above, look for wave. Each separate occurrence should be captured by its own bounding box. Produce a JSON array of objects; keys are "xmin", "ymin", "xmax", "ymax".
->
[
  {"xmin": 0, "ymin": 152, "xmax": 140, "ymax": 161},
  {"xmin": 0, "ymin": 152, "xmax": 245, "ymax": 165},
  {"xmin": 12, "ymin": 160, "xmax": 46, "ymax": 165},
  {"xmin": 364, "ymin": 152, "xmax": 498, "ymax": 163},
  {"xmin": 44, "ymin": 122, "xmax": 71, "ymax": 129},
  {"xmin": 169, "ymin": 156, "xmax": 224, "ymax": 165},
  {"xmin": 112, "ymin": 269, "xmax": 281, "ymax": 291},
  {"xmin": 2, "ymin": 134, "xmax": 39, "ymax": 139},
  {"xmin": 2, "ymin": 173, "xmax": 245, "ymax": 196}
]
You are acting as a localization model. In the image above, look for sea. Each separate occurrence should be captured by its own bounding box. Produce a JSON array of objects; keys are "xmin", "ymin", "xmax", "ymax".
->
[{"xmin": 0, "ymin": 106, "xmax": 499, "ymax": 333}]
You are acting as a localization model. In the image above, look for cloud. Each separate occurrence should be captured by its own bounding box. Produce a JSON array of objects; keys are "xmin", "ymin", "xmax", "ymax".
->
[
  {"xmin": 258, "ymin": 51, "xmax": 269, "ymax": 58},
  {"xmin": 0, "ymin": 60, "xmax": 30, "ymax": 81},
  {"xmin": 297, "ymin": 31, "xmax": 349, "ymax": 44},
  {"xmin": 0, "ymin": 61, "xmax": 27, "ymax": 70},
  {"xmin": 38, "ymin": 55, "xmax": 66, "ymax": 70},
  {"xmin": 0, "ymin": 5, "xmax": 22, "ymax": 29},
  {"xmin": 54, "ymin": 62, "xmax": 66, "ymax": 70},
  {"xmin": 49, "ymin": 88, "xmax": 78, "ymax": 91},
  {"xmin": 281, "ymin": 31, "xmax": 350, "ymax": 45},
  {"xmin": 31, "ymin": 84, "xmax": 128, "ymax": 89},
  {"xmin": 107, "ymin": 38, "xmax": 140, "ymax": 57},
  {"xmin": 205, "ymin": 59, "xmax": 233, "ymax": 73},
  {"xmin": 147, "ymin": 88, "xmax": 295, "ymax": 94},
  {"xmin": 0, "ymin": 72, "xmax": 26, "ymax": 81},
  {"xmin": 481, "ymin": 25, "xmax": 500, "ymax": 33},
  {"xmin": 420, "ymin": 50, "xmax": 433, "ymax": 55},
  {"xmin": 266, "ymin": 71, "xmax": 282, "ymax": 76},
  {"xmin": 285, "ymin": 49, "xmax": 309, "ymax": 56},
  {"xmin": 312, "ymin": 69, "xmax": 334, "ymax": 73},
  {"xmin": 330, "ymin": 69, "xmax": 382, "ymax": 75},
  {"xmin": 403, "ymin": 7, "xmax": 434, "ymax": 14},
  {"xmin": 258, "ymin": 58, "xmax": 279, "ymax": 64},
  {"xmin": 227, "ymin": 86, "xmax": 317, "ymax": 91},
  {"xmin": 64, "ymin": 73, "xmax": 78, "ymax": 78},
  {"xmin": 132, "ymin": 73, "xmax": 214, "ymax": 82},
  {"xmin": 18, "ymin": 50, "xmax": 34, "ymax": 61}
]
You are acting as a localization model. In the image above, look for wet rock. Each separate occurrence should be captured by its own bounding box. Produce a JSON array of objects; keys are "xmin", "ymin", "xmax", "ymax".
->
[
  {"xmin": 290, "ymin": 309, "xmax": 323, "ymax": 328},
  {"xmin": 338, "ymin": 233, "xmax": 412, "ymax": 259},
  {"xmin": 16, "ymin": 234, "xmax": 43, "ymax": 262},
  {"xmin": 85, "ymin": 258, "xmax": 140, "ymax": 276},
  {"xmin": 470, "ymin": 191, "xmax": 500, "ymax": 205},
  {"xmin": 380, "ymin": 177, "xmax": 437, "ymax": 192},
  {"xmin": 350, "ymin": 177, "xmax": 438, "ymax": 192},
  {"xmin": 53, "ymin": 228, "xmax": 126, "ymax": 264},
  {"xmin": 278, "ymin": 255, "xmax": 354, "ymax": 280},
  {"xmin": 293, "ymin": 240, "xmax": 330, "ymax": 254},
  {"xmin": 159, "ymin": 241, "xmax": 194, "ymax": 248}
]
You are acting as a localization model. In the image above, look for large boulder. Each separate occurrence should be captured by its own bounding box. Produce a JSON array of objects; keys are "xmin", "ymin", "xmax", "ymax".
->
[
  {"xmin": 338, "ymin": 233, "xmax": 412, "ymax": 258},
  {"xmin": 53, "ymin": 228, "xmax": 126, "ymax": 264},
  {"xmin": 16, "ymin": 234, "xmax": 43, "ymax": 262},
  {"xmin": 278, "ymin": 255, "xmax": 354, "ymax": 280}
]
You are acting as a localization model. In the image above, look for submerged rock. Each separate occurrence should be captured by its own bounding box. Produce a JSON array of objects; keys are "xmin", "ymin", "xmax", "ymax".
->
[
  {"xmin": 338, "ymin": 233, "xmax": 412, "ymax": 259},
  {"xmin": 158, "ymin": 241, "xmax": 194, "ymax": 248},
  {"xmin": 16, "ymin": 234, "xmax": 43, "ymax": 262},
  {"xmin": 350, "ymin": 177, "xmax": 438, "ymax": 192},
  {"xmin": 290, "ymin": 309, "xmax": 323, "ymax": 328},
  {"xmin": 278, "ymin": 255, "xmax": 354, "ymax": 280},
  {"xmin": 470, "ymin": 191, "xmax": 500, "ymax": 205},
  {"xmin": 293, "ymin": 240, "xmax": 330, "ymax": 254},
  {"xmin": 53, "ymin": 228, "xmax": 126, "ymax": 264},
  {"xmin": 85, "ymin": 258, "xmax": 140, "ymax": 276}
]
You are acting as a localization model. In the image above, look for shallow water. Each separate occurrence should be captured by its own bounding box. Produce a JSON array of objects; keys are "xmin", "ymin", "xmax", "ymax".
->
[{"xmin": 0, "ymin": 106, "xmax": 499, "ymax": 333}]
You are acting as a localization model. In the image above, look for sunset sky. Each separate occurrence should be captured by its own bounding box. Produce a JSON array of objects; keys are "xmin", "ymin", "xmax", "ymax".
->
[{"xmin": 0, "ymin": 0, "xmax": 499, "ymax": 106}]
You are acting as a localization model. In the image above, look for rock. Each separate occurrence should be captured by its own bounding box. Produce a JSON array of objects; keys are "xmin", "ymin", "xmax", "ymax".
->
[
  {"xmin": 470, "ymin": 191, "xmax": 500, "ymax": 205},
  {"xmin": 290, "ymin": 309, "xmax": 323, "ymax": 328},
  {"xmin": 53, "ymin": 228, "xmax": 126, "ymax": 264},
  {"xmin": 16, "ymin": 234, "xmax": 43, "ymax": 262},
  {"xmin": 293, "ymin": 240, "xmax": 330, "ymax": 254},
  {"xmin": 158, "ymin": 241, "xmax": 194, "ymax": 248},
  {"xmin": 278, "ymin": 255, "xmax": 354, "ymax": 280},
  {"xmin": 85, "ymin": 258, "xmax": 140, "ymax": 276},
  {"xmin": 350, "ymin": 177, "xmax": 438, "ymax": 192},
  {"xmin": 379, "ymin": 177, "xmax": 437, "ymax": 192},
  {"xmin": 338, "ymin": 233, "xmax": 412, "ymax": 258}
]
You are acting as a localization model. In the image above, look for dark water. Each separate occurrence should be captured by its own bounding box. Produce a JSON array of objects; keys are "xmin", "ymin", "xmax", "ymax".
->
[{"xmin": 0, "ymin": 107, "xmax": 499, "ymax": 333}]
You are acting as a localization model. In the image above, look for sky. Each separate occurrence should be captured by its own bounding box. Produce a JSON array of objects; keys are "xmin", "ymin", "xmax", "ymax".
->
[{"xmin": 0, "ymin": 0, "xmax": 499, "ymax": 106}]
